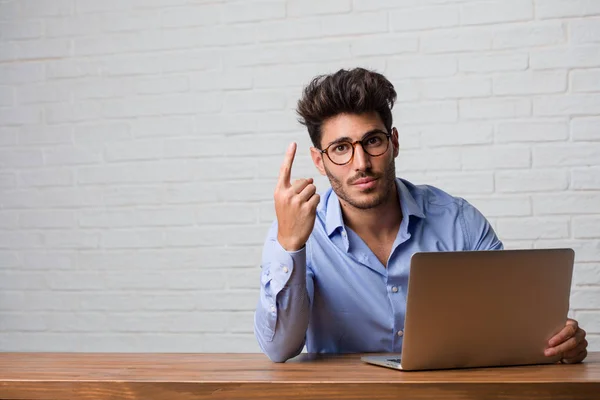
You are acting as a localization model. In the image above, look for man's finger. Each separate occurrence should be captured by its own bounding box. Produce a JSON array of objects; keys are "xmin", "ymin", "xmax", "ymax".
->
[
  {"xmin": 277, "ymin": 142, "xmax": 297, "ymax": 189},
  {"xmin": 291, "ymin": 178, "xmax": 313, "ymax": 195},
  {"xmin": 297, "ymin": 182, "xmax": 317, "ymax": 202},
  {"xmin": 548, "ymin": 320, "xmax": 578, "ymax": 347}
]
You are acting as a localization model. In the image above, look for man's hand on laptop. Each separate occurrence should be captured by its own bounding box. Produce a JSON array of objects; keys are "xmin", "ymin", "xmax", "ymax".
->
[
  {"xmin": 275, "ymin": 142, "xmax": 320, "ymax": 252},
  {"xmin": 544, "ymin": 318, "xmax": 588, "ymax": 364}
]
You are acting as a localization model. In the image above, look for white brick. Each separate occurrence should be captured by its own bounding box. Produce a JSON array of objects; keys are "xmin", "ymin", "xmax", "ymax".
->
[
  {"xmin": 460, "ymin": 98, "xmax": 531, "ymax": 119},
  {"xmin": 0, "ymin": 20, "xmax": 42, "ymax": 39},
  {"xmin": 531, "ymin": 46, "xmax": 600, "ymax": 69},
  {"xmin": 72, "ymin": 79, "xmax": 131, "ymax": 100},
  {"xmin": 161, "ymin": 4, "xmax": 220, "ymax": 27},
  {"xmin": 574, "ymin": 311, "xmax": 600, "ymax": 332},
  {"xmin": 571, "ymin": 69, "xmax": 600, "ymax": 92},
  {"xmin": 131, "ymin": 116, "xmax": 193, "ymax": 138},
  {"xmin": 421, "ymin": 77, "xmax": 491, "ymax": 99},
  {"xmin": 18, "ymin": 168, "xmax": 74, "ymax": 187},
  {"xmin": 572, "ymin": 168, "xmax": 600, "ymax": 189},
  {"xmin": 44, "ymin": 145, "xmax": 103, "ymax": 166},
  {"xmin": 571, "ymin": 117, "xmax": 600, "ymax": 141},
  {"xmin": 197, "ymin": 204, "xmax": 258, "ymax": 225},
  {"xmin": 23, "ymin": 252, "xmax": 73, "ymax": 270},
  {"xmin": 224, "ymin": 42, "xmax": 351, "ymax": 67},
  {"xmin": 102, "ymin": 55, "xmax": 163, "ymax": 76},
  {"xmin": 0, "ymin": 86, "xmax": 13, "ymax": 107},
  {"xmin": 535, "ymin": 0, "xmax": 600, "ymax": 19},
  {"xmin": 0, "ymin": 173, "xmax": 16, "ymax": 188},
  {"xmin": 534, "ymin": 144, "xmax": 600, "ymax": 167},
  {"xmin": 102, "ymin": 229, "xmax": 164, "ymax": 249},
  {"xmin": 421, "ymin": 123, "xmax": 493, "ymax": 147},
  {"xmin": 46, "ymin": 59, "xmax": 99, "ymax": 80},
  {"xmin": 73, "ymin": 122, "xmax": 131, "ymax": 143},
  {"xmin": 0, "ymin": 149, "xmax": 43, "ymax": 168},
  {"xmin": 468, "ymin": 196, "xmax": 532, "ymax": 217},
  {"xmin": 496, "ymin": 120, "xmax": 568, "ymax": 143},
  {"xmin": 396, "ymin": 149, "xmax": 461, "ymax": 172},
  {"xmin": 14, "ymin": 39, "xmax": 71, "ymax": 60},
  {"xmin": 190, "ymin": 69, "xmax": 253, "ymax": 92},
  {"xmin": 353, "ymin": 0, "xmax": 412, "ymax": 11},
  {"xmin": 533, "ymin": 193, "xmax": 600, "ymax": 214},
  {"xmin": 571, "ymin": 288, "xmax": 600, "ymax": 310},
  {"xmin": 256, "ymin": 12, "xmax": 387, "ymax": 42},
  {"xmin": 0, "ymin": 211, "xmax": 18, "ymax": 229},
  {"xmin": 573, "ymin": 263, "xmax": 600, "ymax": 285},
  {"xmin": 497, "ymin": 218, "xmax": 569, "ymax": 240},
  {"xmin": 252, "ymin": 64, "xmax": 325, "ymax": 89},
  {"xmin": 493, "ymin": 71, "xmax": 567, "ymax": 95},
  {"xmin": 390, "ymin": 6, "xmax": 459, "ymax": 31},
  {"xmin": 164, "ymin": 134, "xmax": 298, "ymax": 158},
  {"xmin": 221, "ymin": 1, "xmax": 285, "ymax": 23},
  {"xmin": 459, "ymin": 52, "xmax": 528, "ymax": 73},
  {"xmin": 351, "ymin": 35, "xmax": 418, "ymax": 57},
  {"xmin": 224, "ymin": 91, "xmax": 286, "ymax": 112},
  {"xmin": 17, "ymin": 83, "xmax": 71, "ymax": 105},
  {"xmin": 0, "ymin": 232, "xmax": 43, "ymax": 249},
  {"xmin": 18, "ymin": 125, "xmax": 72, "ymax": 145},
  {"xmin": 102, "ymin": 186, "xmax": 164, "ymax": 207},
  {"xmin": 412, "ymin": 172, "xmax": 495, "ymax": 194},
  {"xmin": 534, "ymin": 94, "xmax": 600, "ymax": 116},
  {"xmin": 387, "ymin": 55, "xmax": 457, "ymax": 78},
  {"xmin": 496, "ymin": 170, "xmax": 568, "ymax": 193},
  {"xmin": 398, "ymin": 101, "xmax": 457, "ymax": 124},
  {"xmin": 287, "ymin": 0, "xmax": 351, "ymax": 17},
  {"xmin": 573, "ymin": 216, "xmax": 600, "ymax": 239},
  {"xmin": 104, "ymin": 140, "xmax": 164, "ymax": 162},
  {"xmin": 462, "ymin": 146, "xmax": 530, "ymax": 170},
  {"xmin": 134, "ymin": 75, "xmax": 189, "ymax": 95},
  {"xmin": 45, "ymin": 101, "xmax": 103, "ymax": 124},
  {"xmin": 0, "ymin": 127, "xmax": 18, "ymax": 146},
  {"xmin": 493, "ymin": 22, "xmax": 565, "ymax": 49},
  {"xmin": 21, "ymin": 0, "xmax": 73, "ymax": 17},
  {"xmin": 460, "ymin": 0, "xmax": 533, "ymax": 25},
  {"xmin": 571, "ymin": 18, "xmax": 600, "ymax": 44},
  {"xmin": 0, "ymin": 106, "xmax": 43, "ymax": 126},
  {"xmin": 194, "ymin": 24, "xmax": 257, "ymax": 47},
  {"xmin": 166, "ymin": 226, "xmax": 268, "ymax": 247},
  {"xmin": 0, "ymin": 1, "xmax": 19, "ymax": 20},
  {"xmin": 1, "ymin": 188, "xmax": 104, "ymax": 209},
  {"xmin": 44, "ymin": 231, "xmax": 100, "ymax": 249},
  {"xmin": 20, "ymin": 211, "xmax": 76, "ymax": 229},
  {"xmin": 0, "ymin": 252, "xmax": 19, "ymax": 269},
  {"xmin": 421, "ymin": 29, "xmax": 492, "ymax": 53},
  {"xmin": 534, "ymin": 239, "xmax": 600, "ymax": 262}
]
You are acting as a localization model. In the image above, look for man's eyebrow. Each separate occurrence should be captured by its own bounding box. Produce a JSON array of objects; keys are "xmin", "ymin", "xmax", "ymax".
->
[{"xmin": 325, "ymin": 129, "xmax": 387, "ymax": 147}]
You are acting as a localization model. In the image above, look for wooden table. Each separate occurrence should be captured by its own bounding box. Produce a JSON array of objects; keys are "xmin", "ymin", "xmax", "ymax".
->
[{"xmin": 1, "ymin": 352, "xmax": 599, "ymax": 400}]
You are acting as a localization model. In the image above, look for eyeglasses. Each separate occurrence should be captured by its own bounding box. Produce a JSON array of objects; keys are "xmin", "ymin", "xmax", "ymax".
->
[{"xmin": 319, "ymin": 130, "xmax": 391, "ymax": 166}]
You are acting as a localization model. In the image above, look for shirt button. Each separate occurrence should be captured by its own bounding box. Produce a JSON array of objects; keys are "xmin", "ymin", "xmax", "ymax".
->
[
  {"xmin": 342, "ymin": 231, "xmax": 347, "ymax": 237},
  {"xmin": 397, "ymin": 330, "xmax": 404, "ymax": 337},
  {"xmin": 282, "ymin": 266, "xmax": 289, "ymax": 273},
  {"xmin": 270, "ymin": 305, "xmax": 276, "ymax": 313},
  {"xmin": 391, "ymin": 286, "xmax": 398, "ymax": 293}
]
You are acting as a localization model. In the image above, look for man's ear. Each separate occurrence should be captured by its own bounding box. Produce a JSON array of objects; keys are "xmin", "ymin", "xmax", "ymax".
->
[
  {"xmin": 391, "ymin": 127, "xmax": 400, "ymax": 158},
  {"xmin": 310, "ymin": 147, "xmax": 327, "ymax": 176}
]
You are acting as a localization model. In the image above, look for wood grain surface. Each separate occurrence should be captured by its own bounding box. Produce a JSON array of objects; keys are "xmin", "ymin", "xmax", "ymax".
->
[{"xmin": 1, "ymin": 352, "xmax": 599, "ymax": 399}]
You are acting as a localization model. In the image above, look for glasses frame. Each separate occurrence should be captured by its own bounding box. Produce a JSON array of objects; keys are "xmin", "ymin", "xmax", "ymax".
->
[{"xmin": 319, "ymin": 130, "xmax": 392, "ymax": 166}]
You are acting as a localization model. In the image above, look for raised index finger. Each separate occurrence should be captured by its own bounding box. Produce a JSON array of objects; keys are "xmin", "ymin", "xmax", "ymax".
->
[{"xmin": 277, "ymin": 142, "xmax": 296, "ymax": 189}]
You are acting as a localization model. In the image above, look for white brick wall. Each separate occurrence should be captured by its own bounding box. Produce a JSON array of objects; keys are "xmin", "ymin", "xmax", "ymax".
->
[{"xmin": 0, "ymin": 0, "xmax": 599, "ymax": 353}]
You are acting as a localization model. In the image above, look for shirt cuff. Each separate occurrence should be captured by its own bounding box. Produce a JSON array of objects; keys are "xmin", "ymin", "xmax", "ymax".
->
[{"xmin": 267, "ymin": 240, "xmax": 307, "ymax": 294}]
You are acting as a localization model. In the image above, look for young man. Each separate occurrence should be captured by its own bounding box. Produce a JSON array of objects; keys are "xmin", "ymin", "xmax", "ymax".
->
[{"xmin": 254, "ymin": 68, "xmax": 588, "ymax": 363}]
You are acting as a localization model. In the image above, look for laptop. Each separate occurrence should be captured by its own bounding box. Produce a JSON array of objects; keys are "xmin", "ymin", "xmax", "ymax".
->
[{"xmin": 362, "ymin": 248, "xmax": 574, "ymax": 371}]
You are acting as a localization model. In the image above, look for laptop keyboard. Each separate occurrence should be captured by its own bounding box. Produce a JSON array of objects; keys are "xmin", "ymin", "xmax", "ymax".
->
[{"xmin": 387, "ymin": 358, "xmax": 402, "ymax": 363}]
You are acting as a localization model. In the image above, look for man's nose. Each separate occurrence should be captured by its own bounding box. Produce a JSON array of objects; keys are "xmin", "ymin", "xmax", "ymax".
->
[{"xmin": 352, "ymin": 143, "xmax": 372, "ymax": 171}]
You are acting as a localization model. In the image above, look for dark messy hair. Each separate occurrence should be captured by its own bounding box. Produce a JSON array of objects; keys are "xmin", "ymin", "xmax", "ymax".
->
[{"xmin": 296, "ymin": 68, "xmax": 397, "ymax": 149}]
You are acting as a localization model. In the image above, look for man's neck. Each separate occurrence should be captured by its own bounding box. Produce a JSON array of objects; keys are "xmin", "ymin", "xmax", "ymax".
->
[{"xmin": 341, "ymin": 185, "xmax": 402, "ymax": 241}]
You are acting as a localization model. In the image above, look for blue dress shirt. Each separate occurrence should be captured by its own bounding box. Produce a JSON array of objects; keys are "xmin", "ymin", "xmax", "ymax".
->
[{"xmin": 254, "ymin": 178, "xmax": 503, "ymax": 362}]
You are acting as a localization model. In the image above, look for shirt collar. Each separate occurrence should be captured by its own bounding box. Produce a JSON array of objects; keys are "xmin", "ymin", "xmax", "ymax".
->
[{"xmin": 325, "ymin": 178, "xmax": 426, "ymax": 237}]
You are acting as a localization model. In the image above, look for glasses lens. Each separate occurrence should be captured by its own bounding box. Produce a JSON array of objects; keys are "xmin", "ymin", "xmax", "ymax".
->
[
  {"xmin": 363, "ymin": 132, "xmax": 389, "ymax": 157},
  {"xmin": 327, "ymin": 141, "xmax": 353, "ymax": 165}
]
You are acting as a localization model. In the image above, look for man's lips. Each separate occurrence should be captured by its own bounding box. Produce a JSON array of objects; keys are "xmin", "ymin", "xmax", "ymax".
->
[{"xmin": 351, "ymin": 177, "xmax": 377, "ymax": 185}]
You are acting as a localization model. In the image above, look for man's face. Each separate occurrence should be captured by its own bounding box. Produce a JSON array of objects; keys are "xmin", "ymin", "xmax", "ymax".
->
[{"xmin": 310, "ymin": 112, "xmax": 399, "ymax": 210}]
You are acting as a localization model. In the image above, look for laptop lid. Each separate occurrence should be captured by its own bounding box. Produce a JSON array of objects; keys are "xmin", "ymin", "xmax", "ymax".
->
[{"xmin": 399, "ymin": 248, "xmax": 574, "ymax": 371}]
